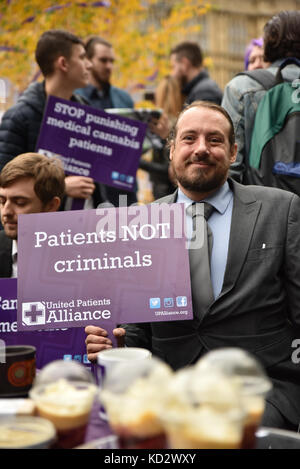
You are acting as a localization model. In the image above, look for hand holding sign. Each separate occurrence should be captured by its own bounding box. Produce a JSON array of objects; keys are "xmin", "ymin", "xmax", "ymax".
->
[
  {"xmin": 65, "ymin": 175, "xmax": 95, "ymax": 199},
  {"xmin": 85, "ymin": 325, "xmax": 126, "ymax": 363},
  {"xmin": 36, "ymin": 97, "xmax": 147, "ymax": 193}
]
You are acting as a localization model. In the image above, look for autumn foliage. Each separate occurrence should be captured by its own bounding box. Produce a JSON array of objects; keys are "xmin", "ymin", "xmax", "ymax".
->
[{"xmin": 0, "ymin": 0, "xmax": 210, "ymax": 94}]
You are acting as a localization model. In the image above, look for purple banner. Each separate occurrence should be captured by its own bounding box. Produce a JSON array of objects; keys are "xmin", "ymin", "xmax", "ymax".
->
[
  {"xmin": 35, "ymin": 96, "xmax": 147, "ymax": 191},
  {"xmin": 0, "ymin": 278, "xmax": 91, "ymax": 370},
  {"xmin": 17, "ymin": 204, "xmax": 193, "ymax": 332}
]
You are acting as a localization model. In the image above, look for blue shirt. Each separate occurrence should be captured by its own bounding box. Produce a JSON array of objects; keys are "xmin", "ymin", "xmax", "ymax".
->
[
  {"xmin": 177, "ymin": 181, "xmax": 233, "ymax": 299},
  {"xmin": 76, "ymin": 84, "xmax": 113, "ymax": 109},
  {"xmin": 76, "ymin": 84, "xmax": 134, "ymax": 110}
]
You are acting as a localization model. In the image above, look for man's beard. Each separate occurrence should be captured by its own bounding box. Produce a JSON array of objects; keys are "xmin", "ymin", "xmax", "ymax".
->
[
  {"xmin": 92, "ymin": 69, "xmax": 110, "ymax": 88},
  {"xmin": 179, "ymin": 74, "xmax": 188, "ymax": 88},
  {"xmin": 3, "ymin": 224, "xmax": 17, "ymax": 240},
  {"xmin": 172, "ymin": 157, "xmax": 229, "ymax": 193}
]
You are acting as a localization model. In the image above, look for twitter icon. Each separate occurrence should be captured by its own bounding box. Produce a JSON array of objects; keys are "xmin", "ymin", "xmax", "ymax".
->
[{"xmin": 149, "ymin": 298, "xmax": 161, "ymax": 309}]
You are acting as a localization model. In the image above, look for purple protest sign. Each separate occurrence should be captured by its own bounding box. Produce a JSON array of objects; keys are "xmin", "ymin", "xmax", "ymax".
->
[
  {"xmin": 0, "ymin": 278, "xmax": 91, "ymax": 370},
  {"xmin": 35, "ymin": 96, "xmax": 147, "ymax": 191},
  {"xmin": 17, "ymin": 203, "xmax": 193, "ymax": 333}
]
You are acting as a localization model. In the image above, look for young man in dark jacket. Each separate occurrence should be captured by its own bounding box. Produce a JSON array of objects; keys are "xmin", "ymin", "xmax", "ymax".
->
[
  {"xmin": 170, "ymin": 41, "xmax": 223, "ymax": 106},
  {"xmin": 0, "ymin": 29, "xmax": 95, "ymax": 203}
]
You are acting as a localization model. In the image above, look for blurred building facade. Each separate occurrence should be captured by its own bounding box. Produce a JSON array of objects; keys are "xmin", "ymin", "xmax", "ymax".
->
[{"xmin": 199, "ymin": 0, "xmax": 300, "ymax": 89}]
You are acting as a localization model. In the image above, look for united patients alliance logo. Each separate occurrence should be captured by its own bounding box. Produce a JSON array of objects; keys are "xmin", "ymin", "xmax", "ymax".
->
[{"xmin": 22, "ymin": 302, "xmax": 46, "ymax": 326}]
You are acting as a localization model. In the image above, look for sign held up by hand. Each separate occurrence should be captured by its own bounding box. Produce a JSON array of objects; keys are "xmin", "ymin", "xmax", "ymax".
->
[
  {"xmin": 36, "ymin": 96, "xmax": 147, "ymax": 192},
  {"xmin": 17, "ymin": 203, "xmax": 193, "ymax": 332}
]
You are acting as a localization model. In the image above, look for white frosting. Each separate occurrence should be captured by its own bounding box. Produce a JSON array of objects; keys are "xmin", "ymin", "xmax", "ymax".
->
[
  {"xmin": 101, "ymin": 362, "xmax": 172, "ymax": 429},
  {"xmin": 166, "ymin": 406, "xmax": 243, "ymax": 448},
  {"xmin": 165, "ymin": 368, "xmax": 243, "ymax": 414},
  {"xmin": 31, "ymin": 379, "xmax": 96, "ymax": 416}
]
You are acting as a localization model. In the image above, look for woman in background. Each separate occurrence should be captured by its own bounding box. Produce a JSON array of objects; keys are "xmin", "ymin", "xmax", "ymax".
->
[
  {"xmin": 140, "ymin": 75, "xmax": 182, "ymax": 199},
  {"xmin": 244, "ymin": 37, "xmax": 269, "ymax": 70},
  {"xmin": 155, "ymin": 75, "xmax": 183, "ymax": 124}
]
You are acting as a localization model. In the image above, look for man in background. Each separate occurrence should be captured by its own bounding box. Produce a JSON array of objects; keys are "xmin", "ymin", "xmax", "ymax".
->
[
  {"xmin": 76, "ymin": 36, "xmax": 137, "ymax": 207},
  {"xmin": 76, "ymin": 36, "xmax": 134, "ymax": 109},
  {"xmin": 0, "ymin": 153, "xmax": 65, "ymax": 277},
  {"xmin": 170, "ymin": 41, "xmax": 223, "ymax": 105}
]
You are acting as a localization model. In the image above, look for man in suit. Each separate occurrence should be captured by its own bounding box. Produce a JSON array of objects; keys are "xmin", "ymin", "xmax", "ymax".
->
[
  {"xmin": 0, "ymin": 153, "xmax": 65, "ymax": 277},
  {"xmin": 85, "ymin": 101, "xmax": 300, "ymax": 430}
]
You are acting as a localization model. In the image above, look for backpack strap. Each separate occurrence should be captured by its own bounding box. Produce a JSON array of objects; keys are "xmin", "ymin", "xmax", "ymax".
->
[
  {"xmin": 235, "ymin": 69, "xmax": 276, "ymax": 90},
  {"xmin": 275, "ymin": 57, "xmax": 300, "ymax": 83}
]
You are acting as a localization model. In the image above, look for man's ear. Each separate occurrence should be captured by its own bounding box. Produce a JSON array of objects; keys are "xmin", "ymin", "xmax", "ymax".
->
[
  {"xmin": 230, "ymin": 143, "xmax": 238, "ymax": 164},
  {"xmin": 169, "ymin": 142, "xmax": 175, "ymax": 161},
  {"xmin": 56, "ymin": 56, "xmax": 68, "ymax": 73},
  {"xmin": 44, "ymin": 196, "xmax": 61, "ymax": 213}
]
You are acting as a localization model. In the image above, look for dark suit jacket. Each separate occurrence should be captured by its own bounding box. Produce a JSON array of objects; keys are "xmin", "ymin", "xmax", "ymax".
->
[
  {"xmin": 0, "ymin": 230, "xmax": 12, "ymax": 278},
  {"xmin": 123, "ymin": 179, "xmax": 300, "ymax": 425}
]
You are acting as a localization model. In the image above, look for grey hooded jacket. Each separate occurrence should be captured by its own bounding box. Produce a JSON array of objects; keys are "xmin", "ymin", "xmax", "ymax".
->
[{"xmin": 222, "ymin": 59, "xmax": 300, "ymax": 183}]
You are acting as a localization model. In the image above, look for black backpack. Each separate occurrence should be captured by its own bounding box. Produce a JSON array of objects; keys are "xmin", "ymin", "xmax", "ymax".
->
[{"xmin": 238, "ymin": 58, "xmax": 300, "ymax": 196}]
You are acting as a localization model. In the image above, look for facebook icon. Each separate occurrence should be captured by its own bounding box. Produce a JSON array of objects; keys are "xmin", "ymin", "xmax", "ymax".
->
[{"xmin": 176, "ymin": 296, "xmax": 187, "ymax": 307}]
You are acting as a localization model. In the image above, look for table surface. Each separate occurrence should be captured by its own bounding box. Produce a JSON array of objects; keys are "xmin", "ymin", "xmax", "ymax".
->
[{"xmin": 84, "ymin": 400, "xmax": 113, "ymax": 443}]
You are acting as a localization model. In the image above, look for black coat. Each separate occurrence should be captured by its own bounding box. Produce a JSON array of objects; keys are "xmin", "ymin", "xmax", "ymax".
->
[
  {"xmin": 0, "ymin": 82, "xmax": 98, "ymax": 210},
  {"xmin": 0, "ymin": 82, "xmax": 136, "ymax": 207},
  {"xmin": 0, "ymin": 82, "xmax": 45, "ymax": 171},
  {"xmin": 183, "ymin": 69, "xmax": 223, "ymax": 105},
  {"xmin": 0, "ymin": 81, "xmax": 88, "ymax": 172}
]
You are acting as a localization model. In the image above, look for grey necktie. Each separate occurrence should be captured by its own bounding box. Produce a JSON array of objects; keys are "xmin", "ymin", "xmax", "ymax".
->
[{"xmin": 187, "ymin": 202, "xmax": 214, "ymax": 319}]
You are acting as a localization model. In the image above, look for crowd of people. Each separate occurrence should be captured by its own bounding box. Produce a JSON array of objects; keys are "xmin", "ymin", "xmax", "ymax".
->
[{"xmin": 1, "ymin": 9, "xmax": 300, "ymax": 434}]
